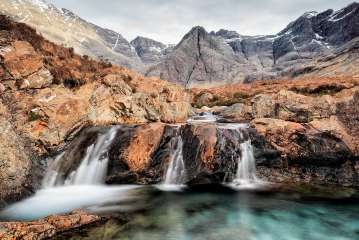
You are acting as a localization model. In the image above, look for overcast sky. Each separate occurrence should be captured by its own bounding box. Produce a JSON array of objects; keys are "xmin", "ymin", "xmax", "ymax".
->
[{"xmin": 49, "ymin": 0, "xmax": 355, "ymax": 44}]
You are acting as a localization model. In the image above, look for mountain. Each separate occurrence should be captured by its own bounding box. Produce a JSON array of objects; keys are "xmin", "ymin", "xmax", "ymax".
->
[
  {"xmin": 1, "ymin": 0, "xmax": 359, "ymax": 87},
  {"xmin": 147, "ymin": 2, "xmax": 359, "ymax": 87},
  {"xmin": 145, "ymin": 26, "xmax": 247, "ymax": 87},
  {"xmin": 0, "ymin": 0, "xmax": 145, "ymax": 71},
  {"xmin": 130, "ymin": 36, "xmax": 173, "ymax": 64}
]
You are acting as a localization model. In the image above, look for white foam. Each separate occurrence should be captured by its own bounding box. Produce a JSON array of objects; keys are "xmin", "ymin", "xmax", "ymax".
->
[{"xmin": 0, "ymin": 185, "xmax": 140, "ymax": 221}]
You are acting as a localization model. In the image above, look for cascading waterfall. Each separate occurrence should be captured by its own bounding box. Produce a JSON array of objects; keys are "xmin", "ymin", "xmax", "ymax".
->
[
  {"xmin": 0, "ymin": 126, "xmax": 143, "ymax": 221},
  {"xmin": 164, "ymin": 132, "xmax": 186, "ymax": 185},
  {"xmin": 233, "ymin": 139, "xmax": 259, "ymax": 185},
  {"xmin": 42, "ymin": 126, "xmax": 119, "ymax": 188},
  {"xmin": 218, "ymin": 123, "xmax": 260, "ymax": 186}
]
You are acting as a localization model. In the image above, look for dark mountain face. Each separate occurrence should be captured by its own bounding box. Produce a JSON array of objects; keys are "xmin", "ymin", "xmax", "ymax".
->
[
  {"xmin": 146, "ymin": 2, "xmax": 359, "ymax": 87},
  {"xmin": 130, "ymin": 36, "xmax": 170, "ymax": 64},
  {"xmin": 145, "ymin": 26, "xmax": 244, "ymax": 88},
  {"xmin": 274, "ymin": 3, "xmax": 359, "ymax": 61}
]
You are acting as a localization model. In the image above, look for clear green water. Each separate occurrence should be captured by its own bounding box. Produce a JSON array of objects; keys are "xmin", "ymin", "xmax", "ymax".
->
[{"xmin": 57, "ymin": 185, "xmax": 359, "ymax": 240}]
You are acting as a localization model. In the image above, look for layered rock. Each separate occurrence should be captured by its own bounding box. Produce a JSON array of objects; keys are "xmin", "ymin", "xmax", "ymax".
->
[
  {"xmin": 46, "ymin": 122, "xmax": 248, "ymax": 186},
  {"xmin": 47, "ymin": 113, "xmax": 359, "ymax": 187}
]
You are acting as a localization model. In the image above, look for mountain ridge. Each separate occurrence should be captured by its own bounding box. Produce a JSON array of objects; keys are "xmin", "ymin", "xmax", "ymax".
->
[{"xmin": 2, "ymin": 0, "xmax": 359, "ymax": 87}]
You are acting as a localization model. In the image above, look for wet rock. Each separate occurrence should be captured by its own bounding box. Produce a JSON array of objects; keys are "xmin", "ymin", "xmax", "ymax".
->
[
  {"xmin": 181, "ymin": 124, "xmax": 218, "ymax": 181},
  {"xmin": 119, "ymin": 123, "xmax": 165, "ymax": 172},
  {"xmin": 251, "ymin": 118, "xmax": 359, "ymax": 186},
  {"xmin": 251, "ymin": 118, "xmax": 352, "ymax": 165},
  {"xmin": 0, "ymin": 210, "xmax": 101, "ymax": 240}
]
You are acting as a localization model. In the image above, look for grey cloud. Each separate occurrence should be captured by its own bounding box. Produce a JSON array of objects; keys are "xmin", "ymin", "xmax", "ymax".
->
[{"xmin": 48, "ymin": 0, "xmax": 356, "ymax": 44}]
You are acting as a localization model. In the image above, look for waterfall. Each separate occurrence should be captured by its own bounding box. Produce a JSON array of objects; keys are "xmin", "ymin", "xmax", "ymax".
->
[
  {"xmin": 164, "ymin": 134, "xmax": 186, "ymax": 185},
  {"xmin": 218, "ymin": 123, "xmax": 260, "ymax": 186},
  {"xmin": 233, "ymin": 139, "xmax": 259, "ymax": 185},
  {"xmin": 42, "ymin": 126, "xmax": 118, "ymax": 188},
  {"xmin": 1, "ymin": 126, "xmax": 145, "ymax": 221},
  {"xmin": 187, "ymin": 111, "xmax": 217, "ymax": 123}
]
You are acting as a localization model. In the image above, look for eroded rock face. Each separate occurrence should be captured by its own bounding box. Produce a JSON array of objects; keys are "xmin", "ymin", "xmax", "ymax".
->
[
  {"xmin": 130, "ymin": 36, "xmax": 169, "ymax": 64},
  {"xmin": 0, "ymin": 101, "xmax": 32, "ymax": 202},
  {"xmin": 251, "ymin": 118, "xmax": 352, "ymax": 164},
  {"xmin": 120, "ymin": 123, "xmax": 165, "ymax": 172},
  {"xmin": 0, "ymin": 210, "xmax": 101, "ymax": 240},
  {"xmin": 251, "ymin": 118, "xmax": 358, "ymax": 186}
]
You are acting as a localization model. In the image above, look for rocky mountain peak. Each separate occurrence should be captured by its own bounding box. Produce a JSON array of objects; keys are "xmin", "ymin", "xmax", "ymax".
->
[
  {"xmin": 342, "ymin": 2, "xmax": 359, "ymax": 11},
  {"xmin": 183, "ymin": 26, "xmax": 208, "ymax": 40},
  {"xmin": 131, "ymin": 36, "xmax": 166, "ymax": 50},
  {"xmin": 130, "ymin": 36, "xmax": 167, "ymax": 64},
  {"xmin": 211, "ymin": 29, "xmax": 241, "ymax": 39}
]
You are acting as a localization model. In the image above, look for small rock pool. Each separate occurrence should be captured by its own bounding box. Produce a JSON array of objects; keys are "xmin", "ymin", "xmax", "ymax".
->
[{"xmin": 51, "ymin": 184, "xmax": 359, "ymax": 240}]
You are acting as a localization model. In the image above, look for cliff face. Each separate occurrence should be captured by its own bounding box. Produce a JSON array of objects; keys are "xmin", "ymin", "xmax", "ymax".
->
[
  {"xmin": 0, "ymin": 15, "xmax": 191, "ymax": 201},
  {"xmin": 145, "ymin": 26, "xmax": 244, "ymax": 88}
]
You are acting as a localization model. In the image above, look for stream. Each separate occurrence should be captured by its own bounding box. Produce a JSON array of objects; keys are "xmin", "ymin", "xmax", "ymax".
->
[{"xmin": 1, "ymin": 112, "xmax": 359, "ymax": 239}]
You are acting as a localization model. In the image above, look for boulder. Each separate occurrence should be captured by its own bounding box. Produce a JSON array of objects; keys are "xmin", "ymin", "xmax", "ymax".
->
[
  {"xmin": 0, "ymin": 41, "xmax": 43, "ymax": 79},
  {"xmin": 251, "ymin": 94, "xmax": 277, "ymax": 119},
  {"xmin": 251, "ymin": 118, "xmax": 353, "ymax": 165},
  {"xmin": 276, "ymin": 90, "xmax": 335, "ymax": 123},
  {"xmin": 217, "ymin": 103, "xmax": 252, "ymax": 121},
  {"xmin": 18, "ymin": 67, "xmax": 53, "ymax": 89},
  {"xmin": 0, "ymin": 210, "xmax": 101, "ymax": 240}
]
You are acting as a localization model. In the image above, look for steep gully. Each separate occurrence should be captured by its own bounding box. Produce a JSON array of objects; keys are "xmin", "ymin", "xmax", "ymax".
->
[{"xmin": 0, "ymin": 112, "xmax": 263, "ymax": 220}]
